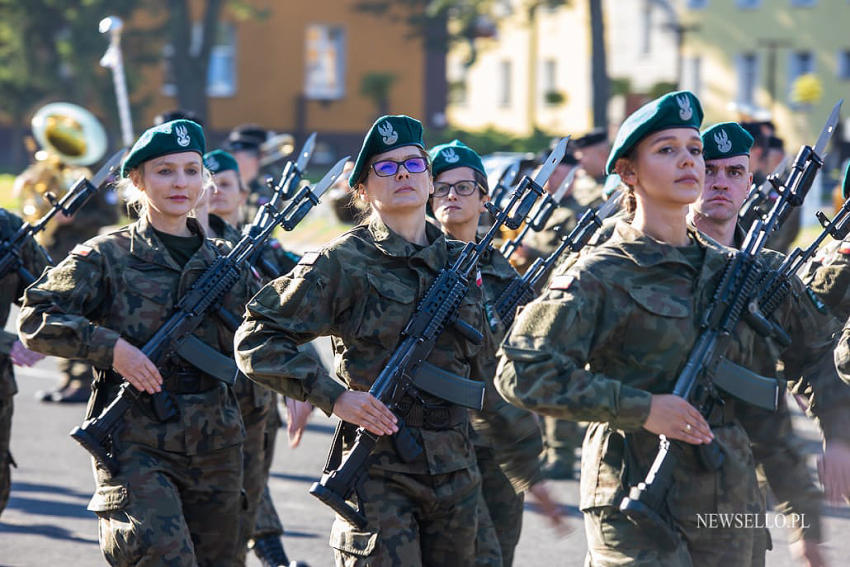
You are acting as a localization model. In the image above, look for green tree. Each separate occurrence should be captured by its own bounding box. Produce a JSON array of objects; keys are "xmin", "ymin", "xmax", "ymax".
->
[{"xmin": 0, "ymin": 0, "xmax": 150, "ymax": 168}]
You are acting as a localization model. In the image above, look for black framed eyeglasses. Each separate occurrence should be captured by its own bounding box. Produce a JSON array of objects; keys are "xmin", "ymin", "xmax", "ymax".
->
[
  {"xmin": 432, "ymin": 180, "xmax": 481, "ymax": 198},
  {"xmin": 371, "ymin": 157, "xmax": 429, "ymax": 177}
]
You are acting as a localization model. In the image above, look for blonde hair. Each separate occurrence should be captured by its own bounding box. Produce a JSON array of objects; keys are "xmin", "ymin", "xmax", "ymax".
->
[{"xmin": 117, "ymin": 160, "xmax": 213, "ymax": 217}]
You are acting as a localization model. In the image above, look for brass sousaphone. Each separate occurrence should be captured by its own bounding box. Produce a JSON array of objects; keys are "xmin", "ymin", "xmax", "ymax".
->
[{"xmin": 15, "ymin": 102, "xmax": 108, "ymax": 223}]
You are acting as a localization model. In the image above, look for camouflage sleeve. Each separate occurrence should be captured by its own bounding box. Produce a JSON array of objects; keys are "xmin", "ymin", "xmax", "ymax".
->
[
  {"xmin": 234, "ymin": 254, "xmax": 347, "ymax": 416},
  {"xmin": 799, "ymin": 243, "xmax": 850, "ymax": 322},
  {"xmin": 737, "ymin": 401, "xmax": 822, "ymax": 543},
  {"xmin": 16, "ymin": 232, "xmax": 51, "ymax": 298},
  {"xmin": 17, "ymin": 247, "xmax": 119, "ymax": 369},
  {"xmin": 495, "ymin": 270, "xmax": 653, "ymax": 430},
  {"xmin": 788, "ymin": 355, "xmax": 850, "ymax": 445},
  {"xmin": 469, "ymin": 308, "xmax": 543, "ymax": 493}
]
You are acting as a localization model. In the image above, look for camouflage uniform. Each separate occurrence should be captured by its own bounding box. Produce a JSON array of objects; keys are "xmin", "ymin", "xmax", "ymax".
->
[
  {"xmin": 235, "ymin": 218, "xmax": 541, "ymax": 567},
  {"xmin": 496, "ymin": 221, "xmax": 838, "ymax": 566},
  {"xmin": 519, "ymin": 193, "xmax": 599, "ymax": 480},
  {"xmin": 38, "ymin": 181, "xmax": 120, "ymax": 398},
  {"xmin": 471, "ymin": 246, "xmax": 544, "ymax": 566},
  {"xmin": 18, "ymin": 216, "xmax": 253, "ymax": 566},
  {"xmin": 0, "ymin": 210, "xmax": 50, "ymax": 516}
]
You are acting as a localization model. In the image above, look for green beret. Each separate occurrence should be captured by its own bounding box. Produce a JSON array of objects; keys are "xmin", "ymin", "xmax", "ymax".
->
[
  {"xmin": 121, "ymin": 119, "xmax": 205, "ymax": 177},
  {"xmin": 349, "ymin": 115, "xmax": 425, "ymax": 187},
  {"xmin": 606, "ymin": 90, "xmax": 703, "ymax": 174},
  {"xmin": 702, "ymin": 122, "xmax": 754, "ymax": 161},
  {"xmin": 843, "ymin": 161, "xmax": 850, "ymax": 199},
  {"xmin": 429, "ymin": 139, "xmax": 486, "ymax": 179},
  {"xmin": 203, "ymin": 149, "xmax": 240, "ymax": 175}
]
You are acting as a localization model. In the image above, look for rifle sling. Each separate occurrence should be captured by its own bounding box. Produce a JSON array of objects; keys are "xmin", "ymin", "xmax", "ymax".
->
[{"xmin": 176, "ymin": 335, "xmax": 239, "ymax": 386}]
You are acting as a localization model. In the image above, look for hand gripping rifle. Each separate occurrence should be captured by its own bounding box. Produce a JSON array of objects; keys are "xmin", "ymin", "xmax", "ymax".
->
[
  {"xmin": 308, "ymin": 139, "xmax": 570, "ymax": 529},
  {"xmin": 500, "ymin": 137, "xmax": 573, "ymax": 259},
  {"xmin": 69, "ymin": 157, "xmax": 349, "ymax": 475},
  {"xmin": 618, "ymin": 100, "xmax": 841, "ymax": 550},
  {"xmin": 0, "ymin": 149, "xmax": 124, "ymax": 283},
  {"xmin": 495, "ymin": 192, "xmax": 623, "ymax": 329}
]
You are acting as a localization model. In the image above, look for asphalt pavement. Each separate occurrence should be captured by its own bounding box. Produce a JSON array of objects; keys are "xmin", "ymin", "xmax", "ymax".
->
[{"xmin": 2, "ymin": 333, "xmax": 849, "ymax": 566}]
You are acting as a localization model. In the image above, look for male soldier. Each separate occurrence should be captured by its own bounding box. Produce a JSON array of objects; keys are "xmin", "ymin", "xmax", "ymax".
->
[
  {"xmin": 0, "ymin": 209, "xmax": 50, "ymax": 515},
  {"xmin": 18, "ymin": 163, "xmax": 120, "ymax": 403},
  {"xmin": 225, "ymin": 124, "xmax": 275, "ymax": 225},
  {"xmin": 691, "ymin": 121, "xmax": 850, "ymax": 566},
  {"xmin": 570, "ymin": 128, "xmax": 609, "ymax": 207}
]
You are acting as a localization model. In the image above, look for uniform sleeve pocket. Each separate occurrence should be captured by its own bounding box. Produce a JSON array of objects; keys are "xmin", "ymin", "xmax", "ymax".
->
[
  {"xmin": 329, "ymin": 519, "xmax": 378, "ymax": 557},
  {"xmin": 87, "ymin": 482, "xmax": 129, "ymax": 512}
]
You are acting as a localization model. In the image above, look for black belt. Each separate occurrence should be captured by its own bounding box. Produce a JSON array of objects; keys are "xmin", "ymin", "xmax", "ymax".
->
[
  {"xmin": 401, "ymin": 400, "xmax": 467, "ymax": 430},
  {"xmin": 163, "ymin": 367, "xmax": 219, "ymax": 394}
]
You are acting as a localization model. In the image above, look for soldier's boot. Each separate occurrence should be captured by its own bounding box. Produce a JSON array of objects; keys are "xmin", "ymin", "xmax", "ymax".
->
[{"xmin": 252, "ymin": 535, "xmax": 310, "ymax": 567}]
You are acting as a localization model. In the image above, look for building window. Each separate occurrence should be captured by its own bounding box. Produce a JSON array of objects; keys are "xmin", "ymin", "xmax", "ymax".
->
[
  {"xmin": 683, "ymin": 56, "xmax": 703, "ymax": 97},
  {"xmin": 162, "ymin": 22, "xmax": 237, "ymax": 98},
  {"xmin": 838, "ymin": 50, "xmax": 850, "ymax": 80},
  {"xmin": 207, "ymin": 23, "xmax": 237, "ymax": 97},
  {"xmin": 737, "ymin": 0, "xmax": 762, "ymax": 8},
  {"xmin": 788, "ymin": 50, "xmax": 815, "ymax": 105},
  {"xmin": 542, "ymin": 59, "xmax": 557, "ymax": 105},
  {"xmin": 499, "ymin": 60, "xmax": 512, "ymax": 108},
  {"xmin": 304, "ymin": 24, "xmax": 346, "ymax": 100},
  {"xmin": 687, "ymin": 0, "xmax": 708, "ymax": 8},
  {"xmin": 736, "ymin": 53, "xmax": 759, "ymax": 106}
]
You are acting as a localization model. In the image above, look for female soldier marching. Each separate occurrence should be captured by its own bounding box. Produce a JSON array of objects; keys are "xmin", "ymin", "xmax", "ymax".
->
[
  {"xmin": 428, "ymin": 139, "xmax": 555, "ymax": 566},
  {"xmin": 495, "ymin": 91, "xmax": 838, "ymax": 566},
  {"xmin": 234, "ymin": 115, "xmax": 541, "ymax": 566},
  {"xmin": 18, "ymin": 119, "xmax": 255, "ymax": 566}
]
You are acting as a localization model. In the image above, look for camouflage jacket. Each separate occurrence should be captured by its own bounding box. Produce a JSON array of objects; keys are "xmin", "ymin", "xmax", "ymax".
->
[
  {"xmin": 235, "ymin": 217, "xmax": 539, "ymax": 488},
  {"xmin": 17, "ymin": 216, "xmax": 255, "ymax": 455},
  {"xmin": 1, "ymin": 209, "xmax": 51, "ymax": 397},
  {"xmin": 470, "ymin": 244, "xmax": 544, "ymax": 489},
  {"xmin": 495, "ymin": 221, "xmax": 836, "ymax": 518}
]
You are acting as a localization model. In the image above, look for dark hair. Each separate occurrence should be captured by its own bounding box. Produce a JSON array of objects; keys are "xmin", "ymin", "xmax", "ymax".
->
[{"xmin": 153, "ymin": 109, "xmax": 203, "ymax": 127}]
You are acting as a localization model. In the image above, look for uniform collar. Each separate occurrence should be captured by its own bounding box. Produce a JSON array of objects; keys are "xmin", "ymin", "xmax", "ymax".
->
[
  {"xmin": 368, "ymin": 215, "xmax": 449, "ymax": 272},
  {"xmin": 608, "ymin": 219, "xmax": 726, "ymax": 269},
  {"xmin": 129, "ymin": 215, "xmax": 215, "ymax": 271}
]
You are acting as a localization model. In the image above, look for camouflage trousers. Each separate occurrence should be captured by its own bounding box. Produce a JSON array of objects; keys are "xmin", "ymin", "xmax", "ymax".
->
[
  {"xmin": 0, "ymin": 395, "xmax": 12, "ymax": 517},
  {"xmin": 474, "ymin": 446, "xmax": 524, "ymax": 567},
  {"xmin": 331, "ymin": 466, "xmax": 481, "ymax": 566},
  {"xmin": 251, "ymin": 399, "xmax": 284, "ymax": 539},
  {"xmin": 236, "ymin": 390, "xmax": 272, "ymax": 562},
  {"xmin": 57, "ymin": 357, "xmax": 94, "ymax": 391},
  {"xmin": 542, "ymin": 416, "xmax": 584, "ymax": 471},
  {"xmin": 89, "ymin": 442, "xmax": 242, "ymax": 567},
  {"xmin": 583, "ymin": 505, "xmax": 765, "ymax": 567}
]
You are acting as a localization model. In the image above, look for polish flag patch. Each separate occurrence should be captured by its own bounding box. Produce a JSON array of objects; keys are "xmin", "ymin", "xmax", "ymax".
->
[
  {"xmin": 70, "ymin": 244, "xmax": 93, "ymax": 257},
  {"xmin": 549, "ymin": 274, "xmax": 574, "ymax": 290}
]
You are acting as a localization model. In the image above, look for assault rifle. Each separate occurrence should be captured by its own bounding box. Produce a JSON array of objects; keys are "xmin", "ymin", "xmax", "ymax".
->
[
  {"xmin": 738, "ymin": 155, "xmax": 789, "ymax": 231},
  {"xmin": 618, "ymin": 100, "xmax": 841, "ymax": 550},
  {"xmin": 308, "ymin": 138, "xmax": 569, "ymax": 529},
  {"xmin": 495, "ymin": 192, "xmax": 622, "ymax": 328},
  {"xmin": 501, "ymin": 137, "xmax": 574, "ymax": 259},
  {"xmin": 0, "ymin": 149, "xmax": 124, "ymax": 283},
  {"xmin": 70, "ymin": 157, "xmax": 349, "ymax": 475},
  {"xmin": 249, "ymin": 133, "xmax": 317, "ymax": 279}
]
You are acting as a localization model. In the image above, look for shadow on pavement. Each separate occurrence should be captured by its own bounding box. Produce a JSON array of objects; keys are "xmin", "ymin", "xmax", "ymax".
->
[
  {"xmin": 270, "ymin": 471, "xmax": 319, "ymax": 484},
  {"xmin": 6, "ymin": 495, "xmax": 91, "ymax": 519},
  {"xmin": 0, "ymin": 521, "xmax": 98, "ymax": 545},
  {"xmin": 10, "ymin": 481, "xmax": 90, "ymax": 501}
]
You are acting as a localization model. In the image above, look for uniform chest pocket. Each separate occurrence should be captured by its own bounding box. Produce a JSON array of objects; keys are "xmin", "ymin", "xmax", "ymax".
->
[
  {"xmin": 120, "ymin": 265, "xmax": 178, "ymax": 313},
  {"xmin": 619, "ymin": 285, "xmax": 693, "ymax": 373},
  {"xmin": 359, "ymin": 271, "xmax": 417, "ymax": 349}
]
